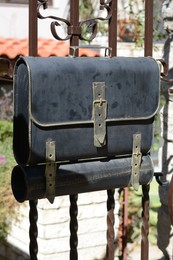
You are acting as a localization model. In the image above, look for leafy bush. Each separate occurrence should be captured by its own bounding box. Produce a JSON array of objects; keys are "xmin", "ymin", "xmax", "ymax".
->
[
  {"xmin": 0, "ymin": 87, "xmax": 13, "ymax": 121},
  {"xmin": 119, "ymin": 181, "xmax": 161, "ymax": 247},
  {"xmin": 0, "ymin": 120, "xmax": 13, "ymax": 142},
  {"xmin": 0, "ymin": 120, "xmax": 17, "ymax": 240}
]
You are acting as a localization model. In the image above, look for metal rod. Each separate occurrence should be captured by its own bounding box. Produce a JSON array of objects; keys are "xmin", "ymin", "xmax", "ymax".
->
[
  {"xmin": 106, "ymin": 189, "xmax": 115, "ymax": 260},
  {"xmin": 29, "ymin": 0, "xmax": 38, "ymax": 56},
  {"xmin": 29, "ymin": 2, "xmax": 38, "ymax": 259},
  {"xmin": 144, "ymin": 0, "xmax": 153, "ymax": 56},
  {"xmin": 70, "ymin": 194, "xmax": 78, "ymax": 260},
  {"xmin": 70, "ymin": 0, "xmax": 79, "ymax": 56},
  {"xmin": 109, "ymin": 0, "xmax": 117, "ymax": 57},
  {"xmin": 69, "ymin": 2, "xmax": 79, "ymax": 258},
  {"xmin": 122, "ymin": 188, "xmax": 128, "ymax": 260},
  {"xmin": 141, "ymin": 184, "xmax": 150, "ymax": 260},
  {"xmin": 29, "ymin": 200, "xmax": 38, "ymax": 260}
]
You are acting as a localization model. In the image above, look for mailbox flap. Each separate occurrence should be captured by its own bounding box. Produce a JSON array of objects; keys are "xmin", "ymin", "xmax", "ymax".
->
[{"xmin": 14, "ymin": 56, "xmax": 160, "ymax": 127}]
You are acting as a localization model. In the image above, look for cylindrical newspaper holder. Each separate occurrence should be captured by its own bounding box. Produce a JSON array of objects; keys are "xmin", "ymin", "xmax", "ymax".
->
[{"xmin": 12, "ymin": 155, "xmax": 154, "ymax": 203}]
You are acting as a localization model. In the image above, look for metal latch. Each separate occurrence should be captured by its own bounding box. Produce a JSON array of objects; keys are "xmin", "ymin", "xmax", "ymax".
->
[
  {"xmin": 45, "ymin": 140, "xmax": 56, "ymax": 204},
  {"xmin": 131, "ymin": 133, "xmax": 142, "ymax": 190},
  {"xmin": 93, "ymin": 82, "xmax": 107, "ymax": 147}
]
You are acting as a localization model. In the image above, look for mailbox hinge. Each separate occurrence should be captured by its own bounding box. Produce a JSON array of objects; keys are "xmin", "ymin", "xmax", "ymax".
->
[
  {"xmin": 45, "ymin": 140, "xmax": 56, "ymax": 204},
  {"xmin": 93, "ymin": 82, "xmax": 107, "ymax": 147},
  {"xmin": 131, "ymin": 133, "xmax": 142, "ymax": 191}
]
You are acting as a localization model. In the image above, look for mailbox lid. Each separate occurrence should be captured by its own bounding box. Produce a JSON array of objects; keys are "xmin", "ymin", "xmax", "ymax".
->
[{"xmin": 14, "ymin": 56, "xmax": 160, "ymax": 127}]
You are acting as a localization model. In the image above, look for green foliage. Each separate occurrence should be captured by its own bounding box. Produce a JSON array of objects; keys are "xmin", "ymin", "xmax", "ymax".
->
[
  {"xmin": 79, "ymin": 0, "xmax": 94, "ymax": 20},
  {"xmin": 0, "ymin": 120, "xmax": 17, "ymax": 240},
  {"xmin": 0, "ymin": 120, "xmax": 13, "ymax": 142},
  {"xmin": 0, "ymin": 87, "xmax": 13, "ymax": 121},
  {"xmin": 126, "ymin": 181, "xmax": 161, "ymax": 245},
  {"xmin": 79, "ymin": 0, "xmax": 166, "ymax": 46}
]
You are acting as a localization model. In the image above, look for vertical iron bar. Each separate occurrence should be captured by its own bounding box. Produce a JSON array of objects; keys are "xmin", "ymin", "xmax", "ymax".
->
[
  {"xmin": 29, "ymin": 0, "xmax": 38, "ymax": 56},
  {"xmin": 29, "ymin": 200, "xmax": 38, "ymax": 260},
  {"xmin": 29, "ymin": 2, "xmax": 38, "ymax": 259},
  {"xmin": 106, "ymin": 189, "xmax": 115, "ymax": 260},
  {"xmin": 69, "ymin": 2, "xmax": 79, "ymax": 259},
  {"xmin": 109, "ymin": 0, "xmax": 117, "ymax": 57},
  {"xmin": 70, "ymin": 194, "xmax": 78, "ymax": 260},
  {"xmin": 141, "ymin": 184, "xmax": 150, "ymax": 260},
  {"xmin": 70, "ymin": 0, "xmax": 79, "ymax": 56},
  {"xmin": 141, "ymin": 2, "xmax": 152, "ymax": 259},
  {"xmin": 122, "ymin": 188, "xmax": 128, "ymax": 260},
  {"xmin": 107, "ymin": 2, "xmax": 117, "ymax": 258},
  {"xmin": 144, "ymin": 0, "xmax": 153, "ymax": 56}
]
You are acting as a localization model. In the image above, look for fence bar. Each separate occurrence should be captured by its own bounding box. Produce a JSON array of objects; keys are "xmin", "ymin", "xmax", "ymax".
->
[
  {"xmin": 122, "ymin": 188, "xmax": 128, "ymax": 260},
  {"xmin": 69, "ymin": 2, "xmax": 79, "ymax": 259},
  {"xmin": 141, "ymin": 184, "xmax": 150, "ymax": 260},
  {"xmin": 29, "ymin": 0, "xmax": 38, "ymax": 56},
  {"xmin": 106, "ymin": 2, "xmax": 117, "ymax": 258},
  {"xmin": 29, "ymin": 2, "xmax": 38, "ymax": 259},
  {"xmin": 106, "ymin": 189, "xmax": 115, "ymax": 260},
  {"xmin": 141, "ymin": 2, "xmax": 153, "ymax": 259},
  {"xmin": 69, "ymin": 0, "xmax": 79, "ymax": 56},
  {"xmin": 70, "ymin": 194, "xmax": 78, "ymax": 260},
  {"xmin": 109, "ymin": 0, "xmax": 117, "ymax": 57},
  {"xmin": 29, "ymin": 200, "xmax": 38, "ymax": 260},
  {"xmin": 144, "ymin": 0, "xmax": 153, "ymax": 56}
]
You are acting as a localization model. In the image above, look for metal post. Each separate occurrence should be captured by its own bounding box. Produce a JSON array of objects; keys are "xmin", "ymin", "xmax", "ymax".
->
[
  {"xmin": 106, "ymin": 189, "xmax": 115, "ymax": 260},
  {"xmin": 69, "ymin": 0, "xmax": 79, "ymax": 56},
  {"xmin": 122, "ymin": 188, "xmax": 128, "ymax": 260},
  {"xmin": 29, "ymin": 200, "xmax": 38, "ymax": 260},
  {"xmin": 29, "ymin": 0, "xmax": 38, "ymax": 56},
  {"xmin": 109, "ymin": 0, "xmax": 117, "ymax": 57},
  {"xmin": 141, "ymin": 2, "xmax": 153, "ymax": 258},
  {"xmin": 106, "ymin": 2, "xmax": 117, "ymax": 258},
  {"xmin": 144, "ymin": 0, "xmax": 153, "ymax": 56},
  {"xmin": 141, "ymin": 184, "xmax": 150, "ymax": 260},
  {"xmin": 70, "ymin": 194, "xmax": 78, "ymax": 260},
  {"xmin": 69, "ymin": 4, "xmax": 79, "ymax": 258},
  {"xmin": 29, "ymin": 2, "xmax": 38, "ymax": 259}
]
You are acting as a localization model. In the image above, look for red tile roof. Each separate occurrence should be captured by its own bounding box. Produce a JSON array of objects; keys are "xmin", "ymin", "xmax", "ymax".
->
[{"xmin": 0, "ymin": 38, "xmax": 99, "ymax": 58}]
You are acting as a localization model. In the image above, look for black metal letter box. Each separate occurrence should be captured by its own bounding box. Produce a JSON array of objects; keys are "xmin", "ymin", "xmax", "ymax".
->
[{"xmin": 12, "ymin": 56, "xmax": 160, "ymax": 202}]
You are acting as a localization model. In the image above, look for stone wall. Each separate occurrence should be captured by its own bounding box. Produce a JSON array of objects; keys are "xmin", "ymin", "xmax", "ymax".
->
[{"xmin": 6, "ymin": 191, "xmax": 119, "ymax": 260}]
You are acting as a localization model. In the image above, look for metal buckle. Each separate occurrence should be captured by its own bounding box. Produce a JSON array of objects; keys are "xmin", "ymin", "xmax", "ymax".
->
[
  {"xmin": 45, "ymin": 140, "xmax": 56, "ymax": 204},
  {"xmin": 131, "ymin": 133, "xmax": 142, "ymax": 190},
  {"xmin": 93, "ymin": 82, "xmax": 107, "ymax": 147}
]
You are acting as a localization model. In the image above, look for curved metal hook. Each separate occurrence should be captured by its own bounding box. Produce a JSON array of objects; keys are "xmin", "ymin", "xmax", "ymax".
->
[
  {"xmin": 37, "ymin": 1, "xmax": 71, "ymax": 41},
  {"xmin": 51, "ymin": 21, "xmax": 71, "ymax": 41},
  {"xmin": 79, "ymin": 1, "xmax": 112, "ymax": 41},
  {"xmin": 158, "ymin": 59, "xmax": 173, "ymax": 83},
  {"xmin": 154, "ymin": 172, "xmax": 164, "ymax": 186},
  {"xmin": 37, "ymin": 0, "xmax": 113, "ymax": 43},
  {"xmin": 37, "ymin": 0, "xmax": 48, "ymax": 9}
]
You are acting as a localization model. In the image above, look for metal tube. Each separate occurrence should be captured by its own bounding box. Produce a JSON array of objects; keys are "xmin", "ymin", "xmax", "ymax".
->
[{"xmin": 11, "ymin": 156, "xmax": 153, "ymax": 203}]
